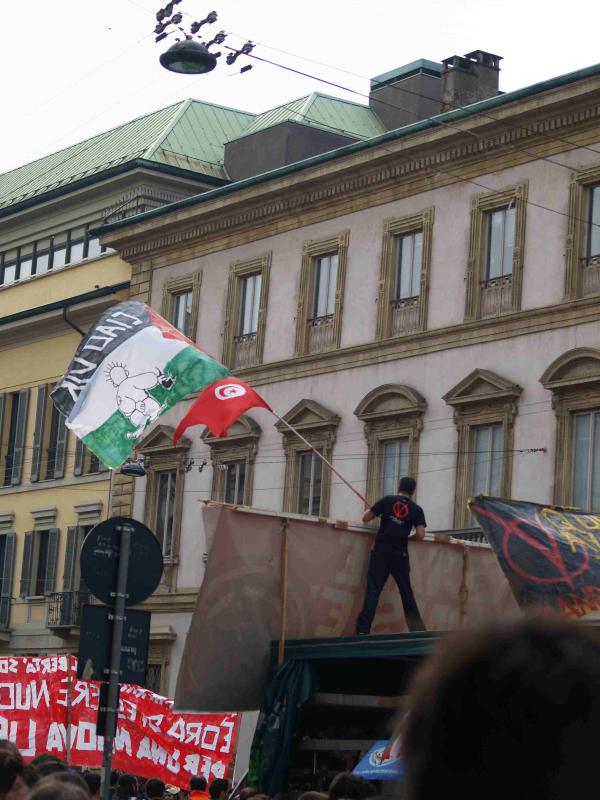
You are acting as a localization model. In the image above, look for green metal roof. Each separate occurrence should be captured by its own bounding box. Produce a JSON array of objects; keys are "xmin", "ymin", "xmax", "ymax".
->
[
  {"xmin": 371, "ymin": 59, "xmax": 442, "ymax": 90},
  {"xmin": 234, "ymin": 92, "xmax": 386, "ymax": 142},
  {"xmin": 97, "ymin": 59, "xmax": 600, "ymax": 237},
  {"xmin": 0, "ymin": 99, "xmax": 255, "ymax": 211}
]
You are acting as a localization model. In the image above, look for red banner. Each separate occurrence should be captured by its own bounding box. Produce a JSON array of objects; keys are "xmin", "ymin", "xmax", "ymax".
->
[{"xmin": 0, "ymin": 655, "xmax": 238, "ymax": 788}]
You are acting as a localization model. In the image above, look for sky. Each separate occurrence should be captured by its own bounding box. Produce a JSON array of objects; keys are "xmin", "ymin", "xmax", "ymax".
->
[{"xmin": 1, "ymin": 0, "xmax": 599, "ymax": 175}]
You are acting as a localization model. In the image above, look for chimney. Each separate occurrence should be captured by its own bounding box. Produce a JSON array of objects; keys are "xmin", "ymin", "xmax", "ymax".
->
[
  {"xmin": 369, "ymin": 59, "xmax": 442, "ymax": 131},
  {"xmin": 441, "ymin": 50, "xmax": 502, "ymax": 111}
]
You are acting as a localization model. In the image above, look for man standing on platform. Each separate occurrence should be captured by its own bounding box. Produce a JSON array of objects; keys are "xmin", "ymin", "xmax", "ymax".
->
[{"xmin": 356, "ymin": 476, "xmax": 426, "ymax": 635}]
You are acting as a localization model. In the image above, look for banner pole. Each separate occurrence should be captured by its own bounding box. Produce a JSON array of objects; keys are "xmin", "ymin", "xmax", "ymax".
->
[
  {"xmin": 100, "ymin": 522, "xmax": 131, "ymax": 800},
  {"xmin": 272, "ymin": 413, "xmax": 371, "ymax": 509},
  {"xmin": 277, "ymin": 519, "xmax": 289, "ymax": 665},
  {"xmin": 65, "ymin": 655, "xmax": 73, "ymax": 767}
]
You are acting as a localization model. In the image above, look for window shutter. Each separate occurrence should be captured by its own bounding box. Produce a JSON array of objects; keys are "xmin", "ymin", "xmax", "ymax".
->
[
  {"xmin": 53, "ymin": 412, "xmax": 68, "ymax": 479},
  {"xmin": 11, "ymin": 388, "xmax": 30, "ymax": 486},
  {"xmin": 0, "ymin": 533, "xmax": 15, "ymax": 629},
  {"xmin": 20, "ymin": 531, "xmax": 34, "ymax": 598},
  {"xmin": 62, "ymin": 527, "xmax": 78, "ymax": 592},
  {"xmin": 0, "ymin": 393, "xmax": 5, "ymax": 461},
  {"xmin": 74, "ymin": 439, "xmax": 85, "ymax": 476},
  {"xmin": 30, "ymin": 384, "xmax": 48, "ymax": 483},
  {"xmin": 44, "ymin": 528, "xmax": 59, "ymax": 595}
]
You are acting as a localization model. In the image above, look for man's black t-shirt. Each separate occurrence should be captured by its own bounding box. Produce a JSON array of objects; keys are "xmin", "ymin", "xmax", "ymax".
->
[{"xmin": 370, "ymin": 494, "xmax": 426, "ymax": 552}]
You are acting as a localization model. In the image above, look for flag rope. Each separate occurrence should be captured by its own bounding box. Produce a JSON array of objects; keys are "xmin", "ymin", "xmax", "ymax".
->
[{"xmin": 272, "ymin": 412, "xmax": 371, "ymax": 509}]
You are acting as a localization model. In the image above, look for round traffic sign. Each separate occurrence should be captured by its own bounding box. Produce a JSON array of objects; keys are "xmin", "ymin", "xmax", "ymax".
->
[{"xmin": 80, "ymin": 517, "xmax": 163, "ymax": 606}]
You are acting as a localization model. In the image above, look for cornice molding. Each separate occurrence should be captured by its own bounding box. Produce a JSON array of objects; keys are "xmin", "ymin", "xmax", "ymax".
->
[{"xmin": 105, "ymin": 96, "xmax": 600, "ymax": 262}]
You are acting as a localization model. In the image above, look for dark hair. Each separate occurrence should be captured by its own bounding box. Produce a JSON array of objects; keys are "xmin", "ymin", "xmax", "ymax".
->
[
  {"xmin": 29, "ymin": 779, "xmax": 89, "ymax": 800},
  {"xmin": 51, "ymin": 773, "xmax": 90, "ymax": 796},
  {"xmin": 238, "ymin": 789, "xmax": 257, "ymax": 800},
  {"xmin": 190, "ymin": 777, "xmax": 207, "ymax": 792},
  {"xmin": 0, "ymin": 739, "xmax": 23, "ymax": 795},
  {"xmin": 23, "ymin": 765, "xmax": 40, "ymax": 789},
  {"xmin": 208, "ymin": 779, "xmax": 229, "ymax": 799},
  {"xmin": 398, "ymin": 476, "xmax": 416, "ymax": 495},
  {"xmin": 32, "ymin": 757, "xmax": 68, "ymax": 779},
  {"xmin": 83, "ymin": 773, "xmax": 101, "ymax": 796},
  {"xmin": 146, "ymin": 779, "xmax": 166, "ymax": 799},
  {"xmin": 403, "ymin": 616, "xmax": 600, "ymax": 800},
  {"xmin": 327, "ymin": 773, "xmax": 376, "ymax": 800},
  {"xmin": 117, "ymin": 774, "xmax": 137, "ymax": 798}
]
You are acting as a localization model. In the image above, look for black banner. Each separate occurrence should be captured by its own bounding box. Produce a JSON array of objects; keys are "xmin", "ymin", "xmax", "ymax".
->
[{"xmin": 469, "ymin": 496, "xmax": 600, "ymax": 620}]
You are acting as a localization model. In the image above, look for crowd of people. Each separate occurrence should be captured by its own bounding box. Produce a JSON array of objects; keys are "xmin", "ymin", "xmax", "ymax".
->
[{"xmin": 2, "ymin": 617, "xmax": 600, "ymax": 800}]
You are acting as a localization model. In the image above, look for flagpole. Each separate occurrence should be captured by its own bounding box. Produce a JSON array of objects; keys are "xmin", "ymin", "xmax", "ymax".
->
[{"xmin": 271, "ymin": 412, "xmax": 371, "ymax": 509}]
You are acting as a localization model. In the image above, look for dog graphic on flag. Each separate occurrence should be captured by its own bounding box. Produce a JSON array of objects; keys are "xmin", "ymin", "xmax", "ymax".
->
[{"xmin": 106, "ymin": 363, "xmax": 176, "ymax": 438}]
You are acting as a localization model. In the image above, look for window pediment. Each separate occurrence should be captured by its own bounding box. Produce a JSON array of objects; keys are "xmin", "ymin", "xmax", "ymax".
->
[
  {"xmin": 443, "ymin": 369, "xmax": 522, "ymax": 408},
  {"xmin": 201, "ymin": 415, "xmax": 261, "ymax": 446},
  {"xmin": 136, "ymin": 424, "xmax": 191, "ymax": 454},
  {"xmin": 275, "ymin": 399, "xmax": 340, "ymax": 433},
  {"xmin": 540, "ymin": 348, "xmax": 600, "ymax": 392},
  {"xmin": 354, "ymin": 384, "xmax": 426, "ymax": 421}
]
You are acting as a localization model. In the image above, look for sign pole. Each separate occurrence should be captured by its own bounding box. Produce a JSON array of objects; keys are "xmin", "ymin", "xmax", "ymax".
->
[{"xmin": 100, "ymin": 522, "xmax": 132, "ymax": 800}]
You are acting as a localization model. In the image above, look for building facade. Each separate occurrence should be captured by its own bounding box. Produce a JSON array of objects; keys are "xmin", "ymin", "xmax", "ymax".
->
[{"xmin": 97, "ymin": 59, "xmax": 600, "ymax": 693}]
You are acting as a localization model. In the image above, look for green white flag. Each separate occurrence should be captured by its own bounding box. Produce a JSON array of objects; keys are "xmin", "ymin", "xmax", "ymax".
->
[{"xmin": 52, "ymin": 301, "xmax": 231, "ymax": 467}]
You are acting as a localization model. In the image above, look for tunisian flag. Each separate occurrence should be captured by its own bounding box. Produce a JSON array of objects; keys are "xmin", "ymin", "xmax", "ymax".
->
[{"xmin": 174, "ymin": 377, "xmax": 272, "ymax": 444}]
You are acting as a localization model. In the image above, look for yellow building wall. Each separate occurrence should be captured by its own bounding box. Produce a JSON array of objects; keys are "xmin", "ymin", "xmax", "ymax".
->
[{"xmin": 0, "ymin": 254, "xmax": 131, "ymax": 640}]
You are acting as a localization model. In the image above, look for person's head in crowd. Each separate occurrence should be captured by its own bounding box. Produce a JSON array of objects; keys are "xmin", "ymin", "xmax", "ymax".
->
[
  {"xmin": 22, "ymin": 767, "xmax": 39, "ymax": 791},
  {"xmin": 208, "ymin": 780, "xmax": 228, "ymax": 800},
  {"xmin": 83, "ymin": 773, "xmax": 101, "ymax": 800},
  {"xmin": 238, "ymin": 789, "xmax": 257, "ymax": 800},
  {"xmin": 164, "ymin": 787, "xmax": 181, "ymax": 800},
  {"xmin": 398, "ymin": 476, "xmax": 417, "ymax": 496},
  {"xmin": 28, "ymin": 779, "xmax": 89, "ymax": 800},
  {"xmin": 110, "ymin": 773, "xmax": 120, "ymax": 792},
  {"xmin": 30, "ymin": 757, "xmax": 67, "ymax": 780},
  {"xmin": 117, "ymin": 774, "xmax": 138, "ymax": 800},
  {"xmin": 146, "ymin": 780, "xmax": 166, "ymax": 800},
  {"xmin": 327, "ymin": 773, "xmax": 375, "ymax": 800},
  {"xmin": 50, "ymin": 774, "xmax": 89, "ymax": 796},
  {"xmin": 0, "ymin": 740, "xmax": 27, "ymax": 800},
  {"xmin": 403, "ymin": 615, "xmax": 600, "ymax": 800},
  {"xmin": 188, "ymin": 778, "xmax": 208, "ymax": 798},
  {"xmin": 299, "ymin": 792, "xmax": 327, "ymax": 800}
]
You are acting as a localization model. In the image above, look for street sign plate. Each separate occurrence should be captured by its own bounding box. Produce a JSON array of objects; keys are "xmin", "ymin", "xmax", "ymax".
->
[
  {"xmin": 80, "ymin": 517, "xmax": 163, "ymax": 606},
  {"xmin": 77, "ymin": 604, "xmax": 151, "ymax": 686}
]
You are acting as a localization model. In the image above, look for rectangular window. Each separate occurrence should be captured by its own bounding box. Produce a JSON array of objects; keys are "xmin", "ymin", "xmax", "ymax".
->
[
  {"xmin": 1, "ymin": 252, "xmax": 17, "ymax": 286},
  {"xmin": 19, "ymin": 249, "xmax": 33, "ymax": 280},
  {"xmin": 69, "ymin": 239, "xmax": 85, "ymax": 264},
  {"xmin": 312, "ymin": 254, "xmax": 338, "ymax": 319},
  {"xmin": 297, "ymin": 451, "xmax": 323, "ymax": 516},
  {"xmin": 34, "ymin": 531, "xmax": 50, "ymax": 597},
  {"xmin": 35, "ymin": 241, "xmax": 50, "ymax": 275},
  {"xmin": 86, "ymin": 237, "xmax": 102, "ymax": 259},
  {"xmin": 395, "ymin": 232, "xmax": 423, "ymax": 300},
  {"xmin": 471, "ymin": 423, "xmax": 504, "ymax": 497},
  {"xmin": 153, "ymin": 470, "xmax": 176, "ymax": 559},
  {"xmin": 51, "ymin": 236, "xmax": 68, "ymax": 269},
  {"xmin": 486, "ymin": 206, "xmax": 515, "ymax": 280},
  {"xmin": 239, "ymin": 273, "xmax": 262, "ymax": 336},
  {"xmin": 224, "ymin": 461, "xmax": 246, "ymax": 504},
  {"xmin": 172, "ymin": 291, "xmax": 193, "ymax": 337},
  {"xmin": 572, "ymin": 411, "xmax": 600, "ymax": 512},
  {"xmin": 44, "ymin": 403, "xmax": 62, "ymax": 480},
  {"xmin": 381, "ymin": 438, "xmax": 410, "ymax": 496},
  {"xmin": 2, "ymin": 393, "xmax": 24, "ymax": 486},
  {"xmin": 587, "ymin": 185, "xmax": 600, "ymax": 259}
]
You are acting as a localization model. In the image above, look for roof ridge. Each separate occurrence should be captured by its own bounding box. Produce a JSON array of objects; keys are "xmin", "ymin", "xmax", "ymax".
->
[
  {"xmin": 0, "ymin": 99, "xmax": 188, "ymax": 180},
  {"xmin": 144, "ymin": 98, "xmax": 194, "ymax": 161},
  {"xmin": 186, "ymin": 97, "xmax": 255, "ymax": 117}
]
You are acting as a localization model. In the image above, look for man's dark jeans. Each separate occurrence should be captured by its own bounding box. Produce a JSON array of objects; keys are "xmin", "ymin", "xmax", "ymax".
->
[{"xmin": 356, "ymin": 545, "xmax": 426, "ymax": 634}]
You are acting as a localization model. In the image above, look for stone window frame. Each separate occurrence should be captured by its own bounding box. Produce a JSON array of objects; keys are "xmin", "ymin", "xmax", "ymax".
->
[
  {"xmin": 222, "ymin": 252, "xmax": 271, "ymax": 369},
  {"xmin": 202, "ymin": 415, "xmax": 261, "ymax": 505},
  {"xmin": 294, "ymin": 230, "xmax": 349, "ymax": 356},
  {"xmin": 275, "ymin": 399, "xmax": 340, "ymax": 517},
  {"xmin": 565, "ymin": 163, "xmax": 600, "ymax": 300},
  {"xmin": 137, "ymin": 425, "xmax": 191, "ymax": 592},
  {"xmin": 540, "ymin": 348, "xmax": 600, "ymax": 506},
  {"xmin": 465, "ymin": 182, "xmax": 528, "ymax": 320},
  {"xmin": 375, "ymin": 208, "xmax": 435, "ymax": 339},
  {"xmin": 161, "ymin": 269, "xmax": 202, "ymax": 340},
  {"xmin": 354, "ymin": 384, "xmax": 427, "ymax": 503},
  {"xmin": 443, "ymin": 369, "xmax": 522, "ymax": 528}
]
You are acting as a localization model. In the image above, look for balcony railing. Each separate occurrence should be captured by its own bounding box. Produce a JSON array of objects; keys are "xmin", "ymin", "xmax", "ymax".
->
[
  {"xmin": 391, "ymin": 296, "xmax": 420, "ymax": 335},
  {"xmin": 308, "ymin": 314, "xmax": 335, "ymax": 353},
  {"xmin": 582, "ymin": 254, "xmax": 600, "ymax": 297},
  {"xmin": 480, "ymin": 274, "xmax": 513, "ymax": 317},
  {"xmin": 233, "ymin": 332, "xmax": 258, "ymax": 369},
  {"xmin": 47, "ymin": 591, "xmax": 90, "ymax": 629}
]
